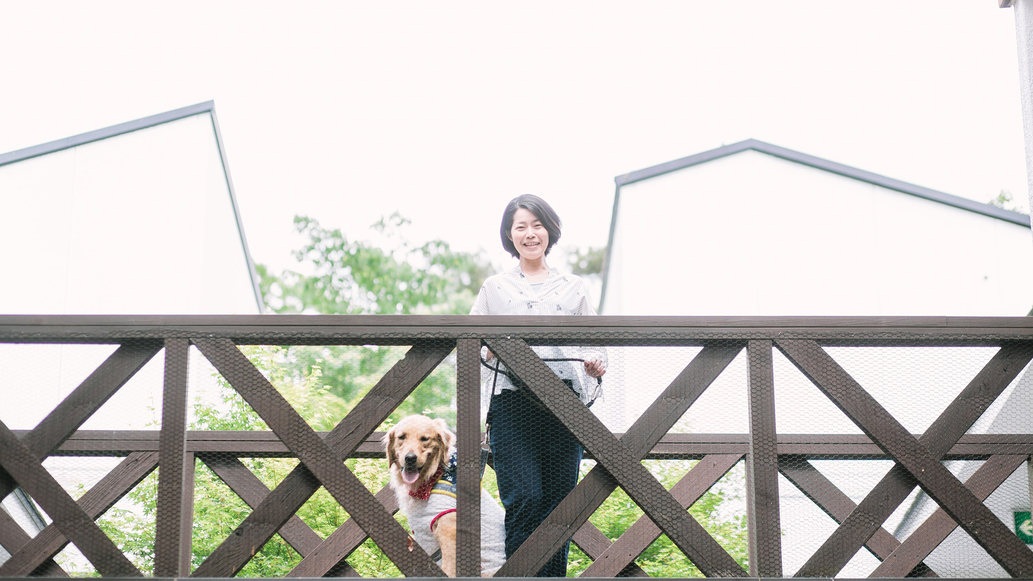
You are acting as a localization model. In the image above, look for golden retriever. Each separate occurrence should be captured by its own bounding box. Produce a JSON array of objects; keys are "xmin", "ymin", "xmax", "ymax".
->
[{"xmin": 385, "ymin": 415, "xmax": 506, "ymax": 577}]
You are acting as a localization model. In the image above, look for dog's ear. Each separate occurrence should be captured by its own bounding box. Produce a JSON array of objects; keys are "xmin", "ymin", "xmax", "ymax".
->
[
  {"xmin": 384, "ymin": 426, "xmax": 397, "ymax": 466},
  {"xmin": 433, "ymin": 418, "xmax": 455, "ymax": 451}
]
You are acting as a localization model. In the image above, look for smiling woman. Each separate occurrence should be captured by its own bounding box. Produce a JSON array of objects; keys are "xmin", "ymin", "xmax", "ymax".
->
[{"xmin": 469, "ymin": 194, "xmax": 606, "ymax": 577}]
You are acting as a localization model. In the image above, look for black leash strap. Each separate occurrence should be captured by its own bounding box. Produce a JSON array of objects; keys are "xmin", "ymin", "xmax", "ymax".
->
[{"xmin": 481, "ymin": 356, "xmax": 601, "ymax": 443}]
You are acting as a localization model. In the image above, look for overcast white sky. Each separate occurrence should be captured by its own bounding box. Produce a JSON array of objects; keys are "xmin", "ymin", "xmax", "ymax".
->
[{"xmin": 1, "ymin": 1, "xmax": 1028, "ymax": 274}]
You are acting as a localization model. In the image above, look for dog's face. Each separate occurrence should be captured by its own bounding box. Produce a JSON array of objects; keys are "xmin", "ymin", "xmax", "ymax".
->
[{"xmin": 385, "ymin": 415, "xmax": 455, "ymax": 487}]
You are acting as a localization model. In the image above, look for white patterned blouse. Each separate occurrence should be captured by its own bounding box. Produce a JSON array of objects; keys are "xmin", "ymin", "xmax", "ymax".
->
[{"xmin": 469, "ymin": 265, "xmax": 606, "ymax": 402}]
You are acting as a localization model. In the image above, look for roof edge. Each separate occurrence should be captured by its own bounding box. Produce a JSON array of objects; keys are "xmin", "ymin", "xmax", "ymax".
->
[
  {"xmin": 0, "ymin": 101, "xmax": 216, "ymax": 168},
  {"xmin": 614, "ymin": 139, "xmax": 1030, "ymax": 228},
  {"xmin": 614, "ymin": 139, "xmax": 760, "ymax": 187},
  {"xmin": 597, "ymin": 183, "xmax": 621, "ymax": 314},
  {"xmin": 207, "ymin": 106, "xmax": 266, "ymax": 313}
]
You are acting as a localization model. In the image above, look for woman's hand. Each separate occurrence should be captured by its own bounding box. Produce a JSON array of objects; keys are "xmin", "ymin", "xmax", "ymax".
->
[{"xmin": 584, "ymin": 358, "xmax": 606, "ymax": 378}]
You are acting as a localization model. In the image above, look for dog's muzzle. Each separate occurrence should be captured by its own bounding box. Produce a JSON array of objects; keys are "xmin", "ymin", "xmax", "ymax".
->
[
  {"xmin": 404, "ymin": 452, "xmax": 419, "ymax": 471},
  {"xmin": 401, "ymin": 452, "xmax": 422, "ymax": 484}
]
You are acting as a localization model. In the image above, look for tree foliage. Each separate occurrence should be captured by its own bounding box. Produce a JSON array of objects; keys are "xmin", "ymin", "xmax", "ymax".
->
[
  {"xmin": 259, "ymin": 214, "xmax": 490, "ymax": 316},
  {"xmin": 257, "ymin": 214, "xmax": 492, "ymax": 421},
  {"xmin": 566, "ymin": 246, "xmax": 606, "ymax": 279}
]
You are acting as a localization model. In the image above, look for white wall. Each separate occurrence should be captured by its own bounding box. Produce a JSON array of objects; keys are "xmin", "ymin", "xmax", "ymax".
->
[
  {"xmin": 604, "ymin": 149, "xmax": 1033, "ymax": 316},
  {"xmin": 0, "ymin": 113, "xmax": 258, "ymax": 315}
]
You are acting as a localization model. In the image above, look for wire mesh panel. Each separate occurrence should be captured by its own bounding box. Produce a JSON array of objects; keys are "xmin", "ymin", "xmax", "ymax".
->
[{"xmin": 0, "ymin": 316, "xmax": 1031, "ymax": 579}]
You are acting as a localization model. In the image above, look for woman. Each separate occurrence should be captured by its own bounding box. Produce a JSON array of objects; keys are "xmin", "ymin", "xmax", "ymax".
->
[{"xmin": 470, "ymin": 194, "xmax": 606, "ymax": 577}]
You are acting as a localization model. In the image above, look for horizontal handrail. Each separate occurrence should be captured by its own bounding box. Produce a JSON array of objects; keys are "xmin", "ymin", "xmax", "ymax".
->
[
  {"xmin": 2, "ymin": 314, "xmax": 1033, "ymax": 345},
  {"xmin": 2, "ymin": 315, "xmax": 1032, "ymax": 577},
  {"xmin": 18, "ymin": 429, "xmax": 1033, "ymax": 460}
]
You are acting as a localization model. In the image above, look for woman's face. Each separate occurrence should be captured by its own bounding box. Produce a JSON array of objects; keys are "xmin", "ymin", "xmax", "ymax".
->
[{"xmin": 509, "ymin": 207, "xmax": 549, "ymax": 261}]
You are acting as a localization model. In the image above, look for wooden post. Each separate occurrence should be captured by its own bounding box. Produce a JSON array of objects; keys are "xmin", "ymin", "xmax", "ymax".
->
[
  {"xmin": 745, "ymin": 340, "xmax": 782, "ymax": 576},
  {"xmin": 456, "ymin": 339, "xmax": 482, "ymax": 577},
  {"xmin": 154, "ymin": 339, "xmax": 191, "ymax": 577},
  {"xmin": 179, "ymin": 453, "xmax": 196, "ymax": 576}
]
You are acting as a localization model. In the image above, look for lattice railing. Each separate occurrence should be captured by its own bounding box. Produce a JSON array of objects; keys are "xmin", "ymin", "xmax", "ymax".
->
[{"xmin": 0, "ymin": 315, "xmax": 1031, "ymax": 578}]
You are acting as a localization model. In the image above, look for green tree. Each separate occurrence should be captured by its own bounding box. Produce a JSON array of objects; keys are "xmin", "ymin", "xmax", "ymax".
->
[
  {"xmin": 565, "ymin": 246, "xmax": 606, "ymax": 279},
  {"xmin": 260, "ymin": 214, "xmax": 490, "ymax": 316},
  {"xmin": 258, "ymin": 214, "xmax": 492, "ymax": 421}
]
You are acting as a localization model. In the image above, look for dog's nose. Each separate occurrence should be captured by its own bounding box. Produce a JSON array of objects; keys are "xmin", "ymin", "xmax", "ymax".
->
[{"xmin": 404, "ymin": 452, "xmax": 418, "ymax": 467}]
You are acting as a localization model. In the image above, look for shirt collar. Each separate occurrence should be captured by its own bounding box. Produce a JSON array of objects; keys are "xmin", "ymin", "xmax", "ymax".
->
[{"xmin": 509, "ymin": 264, "xmax": 560, "ymax": 278}]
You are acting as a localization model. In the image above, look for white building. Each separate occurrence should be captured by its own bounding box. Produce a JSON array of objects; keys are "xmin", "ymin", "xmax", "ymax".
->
[
  {"xmin": 602, "ymin": 139, "xmax": 1032, "ymax": 317},
  {"xmin": 598, "ymin": 140, "xmax": 1033, "ymax": 576},
  {"xmin": 0, "ymin": 101, "xmax": 262, "ymax": 316},
  {"xmin": 0, "ymin": 102, "xmax": 263, "ymax": 565}
]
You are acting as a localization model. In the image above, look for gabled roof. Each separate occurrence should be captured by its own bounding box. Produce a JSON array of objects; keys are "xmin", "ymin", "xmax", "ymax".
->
[
  {"xmin": 601, "ymin": 139, "xmax": 1031, "ymax": 311},
  {"xmin": 0, "ymin": 102, "xmax": 265, "ymax": 312},
  {"xmin": 614, "ymin": 139, "xmax": 1030, "ymax": 226}
]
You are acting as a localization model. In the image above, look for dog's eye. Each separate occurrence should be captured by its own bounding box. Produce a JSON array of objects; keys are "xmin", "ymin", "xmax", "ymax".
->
[
  {"xmin": 420, "ymin": 436, "xmax": 430, "ymax": 442},
  {"xmin": 397, "ymin": 434, "xmax": 406, "ymax": 441}
]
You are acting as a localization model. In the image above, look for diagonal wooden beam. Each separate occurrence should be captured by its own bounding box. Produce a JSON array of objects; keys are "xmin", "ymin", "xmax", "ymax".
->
[
  {"xmin": 777, "ymin": 339, "xmax": 1033, "ymax": 577},
  {"xmin": 871, "ymin": 454, "xmax": 1028, "ymax": 577},
  {"xmin": 570, "ymin": 520, "xmax": 650, "ymax": 577},
  {"xmin": 0, "ymin": 342, "xmax": 160, "ymax": 574},
  {"xmin": 778, "ymin": 457, "xmax": 936, "ymax": 577},
  {"xmin": 192, "ymin": 338, "xmax": 444, "ymax": 577},
  {"xmin": 190, "ymin": 341, "xmax": 451, "ymax": 578},
  {"xmin": 0, "ymin": 419, "xmax": 141, "ymax": 576},
  {"xmin": 582, "ymin": 453, "xmax": 743, "ymax": 577},
  {"xmin": 198, "ymin": 455, "xmax": 328, "ymax": 559},
  {"xmin": 494, "ymin": 343, "xmax": 742, "ymax": 577},
  {"xmin": 0, "ymin": 507, "xmax": 68, "ymax": 577},
  {"xmin": 0, "ymin": 342, "xmax": 161, "ymax": 505},
  {"xmin": 285, "ymin": 486, "xmax": 398, "ymax": 578},
  {"xmin": 488, "ymin": 338, "xmax": 748, "ymax": 577},
  {"xmin": 0, "ymin": 343, "xmax": 159, "ymax": 577},
  {"xmin": 200, "ymin": 454, "xmax": 378, "ymax": 577},
  {"xmin": 0, "ymin": 452, "xmax": 159, "ymax": 577},
  {"xmin": 278, "ymin": 466, "xmax": 645, "ymax": 578},
  {"xmin": 788, "ymin": 341, "xmax": 1032, "ymax": 577}
]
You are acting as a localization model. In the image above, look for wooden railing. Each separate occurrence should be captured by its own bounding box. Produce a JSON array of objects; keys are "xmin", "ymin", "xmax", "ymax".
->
[{"xmin": 0, "ymin": 315, "xmax": 1032, "ymax": 578}]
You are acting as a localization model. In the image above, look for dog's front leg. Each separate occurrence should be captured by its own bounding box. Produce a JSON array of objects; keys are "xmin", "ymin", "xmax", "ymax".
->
[{"xmin": 432, "ymin": 511, "xmax": 458, "ymax": 577}]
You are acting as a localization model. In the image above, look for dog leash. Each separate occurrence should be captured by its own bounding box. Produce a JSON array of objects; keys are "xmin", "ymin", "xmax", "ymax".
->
[{"xmin": 482, "ymin": 356, "xmax": 601, "ymax": 444}]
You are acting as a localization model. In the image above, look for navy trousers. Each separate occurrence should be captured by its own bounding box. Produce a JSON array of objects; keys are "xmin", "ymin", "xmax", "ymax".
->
[{"xmin": 489, "ymin": 388, "xmax": 583, "ymax": 577}]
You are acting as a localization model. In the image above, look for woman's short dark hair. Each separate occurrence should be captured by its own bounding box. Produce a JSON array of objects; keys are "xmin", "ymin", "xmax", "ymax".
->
[{"xmin": 500, "ymin": 194, "xmax": 563, "ymax": 258}]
